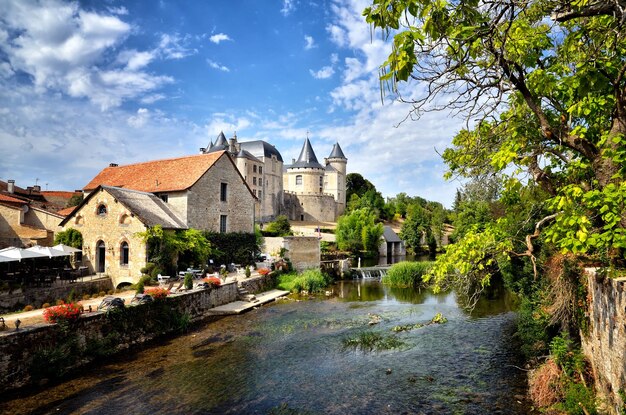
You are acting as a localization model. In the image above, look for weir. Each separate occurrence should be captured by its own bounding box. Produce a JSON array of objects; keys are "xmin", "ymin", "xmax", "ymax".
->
[{"xmin": 351, "ymin": 266, "xmax": 390, "ymax": 279}]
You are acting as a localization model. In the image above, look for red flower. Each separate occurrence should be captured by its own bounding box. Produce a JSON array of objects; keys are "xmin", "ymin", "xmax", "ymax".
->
[
  {"xmin": 144, "ymin": 287, "xmax": 170, "ymax": 299},
  {"xmin": 202, "ymin": 276, "xmax": 221, "ymax": 287},
  {"xmin": 43, "ymin": 302, "xmax": 83, "ymax": 324},
  {"xmin": 258, "ymin": 268, "xmax": 270, "ymax": 276}
]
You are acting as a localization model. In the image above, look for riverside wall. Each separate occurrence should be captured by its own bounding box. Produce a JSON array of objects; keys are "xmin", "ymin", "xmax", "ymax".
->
[
  {"xmin": 0, "ymin": 275, "xmax": 273, "ymax": 392},
  {"xmin": 581, "ymin": 270, "xmax": 626, "ymax": 414}
]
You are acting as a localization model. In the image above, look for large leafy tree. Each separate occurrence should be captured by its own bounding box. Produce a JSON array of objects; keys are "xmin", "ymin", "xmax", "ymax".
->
[
  {"xmin": 336, "ymin": 208, "xmax": 384, "ymax": 253},
  {"xmin": 364, "ymin": 0, "xmax": 626, "ymax": 269}
]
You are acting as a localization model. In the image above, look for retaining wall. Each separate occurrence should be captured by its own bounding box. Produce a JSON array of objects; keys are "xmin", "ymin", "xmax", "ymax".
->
[
  {"xmin": 581, "ymin": 270, "xmax": 626, "ymax": 414},
  {"xmin": 0, "ymin": 278, "xmax": 114, "ymax": 312},
  {"xmin": 0, "ymin": 278, "xmax": 257, "ymax": 392}
]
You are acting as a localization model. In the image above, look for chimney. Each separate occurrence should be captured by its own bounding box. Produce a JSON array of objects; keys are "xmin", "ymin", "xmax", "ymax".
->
[
  {"xmin": 292, "ymin": 158, "xmax": 296, "ymax": 164},
  {"xmin": 199, "ymin": 147, "xmax": 206, "ymax": 154},
  {"xmin": 228, "ymin": 138, "xmax": 236, "ymax": 153},
  {"xmin": 7, "ymin": 180, "xmax": 14, "ymax": 194},
  {"xmin": 109, "ymin": 163, "xmax": 118, "ymax": 167},
  {"xmin": 33, "ymin": 185, "xmax": 41, "ymax": 192}
]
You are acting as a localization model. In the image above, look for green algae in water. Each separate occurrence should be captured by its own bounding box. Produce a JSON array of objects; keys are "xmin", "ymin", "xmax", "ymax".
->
[{"xmin": 342, "ymin": 330, "xmax": 405, "ymax": 351}]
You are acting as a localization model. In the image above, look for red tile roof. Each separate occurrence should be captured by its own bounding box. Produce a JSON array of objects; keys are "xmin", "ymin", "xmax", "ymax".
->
[
  {"xmin": 0, "ymin": 193, "xmax": 27, "ymax": 205},
  {"xmin": 41, "ymin": 191, "xmax": 80, "ymax": 198},
  {"xmin": 83, "ymin": 152, "xmax": 226, "ymax": 192},
  {"xmin": 56, "ymin": 206, "xmax": 77, "ymax": 216}
]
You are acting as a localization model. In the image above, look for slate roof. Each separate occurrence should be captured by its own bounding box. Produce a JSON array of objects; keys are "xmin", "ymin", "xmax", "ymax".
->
[
  {"xmin": 60, "ymin": 186, "xmax": 187, "ymax": 229},
  {"xmin": 83, "ymin": 152, "xmax": 225, "ymax": 192},
  {"xmin": 207, "ymin": 131, "xmax": 229, "ymax": 153},
  {"xmin": 239, "ymin": 140, "xmax": 284, "ymax": 162},
  {"xmin": 381, "ymin": 226, "xmax": 402, "ymax": 243},
  {"xmin": 289, "ymin": 138, "xmax": 324, "ymax": 169},
  {"xmin": 328, "ymin": 142, "xmax": 347, "ymax": 159},
  {"xmin": 236, "ymin": 149, "xmax": 261, "ymax": 162}
]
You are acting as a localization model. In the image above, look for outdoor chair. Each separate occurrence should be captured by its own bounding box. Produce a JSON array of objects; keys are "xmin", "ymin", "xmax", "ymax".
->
[{"xmin": 171, "ymin": 281, "xmax": 184, "ymax": 293}]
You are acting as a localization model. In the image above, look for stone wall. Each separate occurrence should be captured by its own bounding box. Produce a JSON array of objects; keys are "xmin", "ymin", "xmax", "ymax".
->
[
  {"xmin": 283, "ymin": 193, "xmax": 336, "ymax": 222},
  {"xmin": 66, "ymin": 187, "xmax": 148, "ymax": 287},
  {"xmin": 283, "ymin": 236, "xmax": 320, "ymax": 271},
  {"xmin": 0, "ymin": 278, "xmax": 249, "ymax": 392},
  {"xmin": 0, "ymin": 278, "xmax": 114, "ymax": 312},
  {"xmin": 239, "ymin": 274, "xmax": 276, "ymax": 294},
  {"xmin": 581, "ymin": 271, "xmax": 626, "ymax": 414},
  {"xmin": 187, "ymin": 154, "xmax": 255, "ymax": 233}
]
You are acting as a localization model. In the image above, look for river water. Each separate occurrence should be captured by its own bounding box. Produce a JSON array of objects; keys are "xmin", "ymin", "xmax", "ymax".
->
[{"xmin": 3, "ymin": 280, "xmax": 533, "ymax": 415}]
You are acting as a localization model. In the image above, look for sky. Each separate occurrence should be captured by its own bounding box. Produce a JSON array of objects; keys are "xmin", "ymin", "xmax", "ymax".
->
[{"xmin": 0, "ymin": 0, "xmax": 466, "ymax": 208}]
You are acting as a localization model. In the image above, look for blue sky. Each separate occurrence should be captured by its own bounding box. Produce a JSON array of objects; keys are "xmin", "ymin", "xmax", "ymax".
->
[{"xmin": 0, "ymin": 0, "xmax": 464, "ymax": 207}]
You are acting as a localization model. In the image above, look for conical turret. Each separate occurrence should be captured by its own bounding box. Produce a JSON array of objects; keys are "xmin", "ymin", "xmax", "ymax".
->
[{"xmin": 289, "ymin": 137, "xmax": 324, "ymax": 169}]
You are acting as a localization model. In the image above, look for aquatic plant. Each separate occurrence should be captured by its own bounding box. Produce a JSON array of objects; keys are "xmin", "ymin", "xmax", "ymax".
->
[
  {"xmin": 342, "ymin": 331, "xmax": 405, "ymax": 351},
  {"xmin": 382, "ymin": 261, "xmax": 432, "ymax": 288},
  {"xmin": 391, "ymin": 313, "xmax": 447, "ymax": 332},
  {"xmin": 291, "ymin": 269, "xmax": 332, "ymax": 294}
]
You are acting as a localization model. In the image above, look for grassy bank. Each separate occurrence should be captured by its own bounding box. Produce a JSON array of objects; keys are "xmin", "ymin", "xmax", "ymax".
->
[{"xmin": 276, "ymin": 269, "xmax": 332, "ymax": 294}]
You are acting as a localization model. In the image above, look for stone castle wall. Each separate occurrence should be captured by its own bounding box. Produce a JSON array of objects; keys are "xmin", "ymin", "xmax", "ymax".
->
[
  {"xmin": 581, "ymin": 271, "xmax": 626, "ymax": 414},
  {"xmin": 283, "ymin": 236, "xmax": 320, "ymax": 271}
]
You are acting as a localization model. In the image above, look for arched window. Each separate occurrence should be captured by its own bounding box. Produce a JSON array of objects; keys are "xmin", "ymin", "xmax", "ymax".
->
[
  {"xmin": 97, "ymin": 204, "xmax": 107, "ymax": 216},
  {"xmin": 120, "ymin": 241, "xmax": 129, "ymax": 266},
  {"xmin": 119, "ymin": 214, "xmax": 131, "ymax": 225},
  {"xmin": 296, "ymin": 175, "xmax": 302, "ymax": 185},
  {"xmin": 75, "ymin": 215, "xmax": 84, "ymax": 226}
]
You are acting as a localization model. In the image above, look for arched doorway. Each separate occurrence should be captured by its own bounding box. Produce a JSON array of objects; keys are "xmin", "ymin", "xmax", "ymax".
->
[{"xmin": 96, "ymin": 240, "xmax": 106, "ymax": 273}]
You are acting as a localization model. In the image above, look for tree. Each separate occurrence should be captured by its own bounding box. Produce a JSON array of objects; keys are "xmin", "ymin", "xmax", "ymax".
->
[
  {"xmin": 346, "ymin": 173, "xmax": 375, "ymax": 201},
  {"xmin": 66, "ymin": 194, "xmax": 83, "ymax": 207},
  {"xmin": 264, "ymin": 215, "xmax": 292, "ymax": 236},
  {"xmin": 364, "ymin": 0, "xmax": 626, "ymax": 265},
  {"xmin": 54, "ymin": 228, "xmax": 83, "ymax": 248},
  {"xmin": 336, "ymin": 208, "xmax": 384, "ymax": 253}
]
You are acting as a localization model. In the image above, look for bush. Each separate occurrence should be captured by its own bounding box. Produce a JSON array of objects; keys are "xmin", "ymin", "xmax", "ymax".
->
[
  {"xmin": 276, "ymin": 271, "xmax": 298, "ymax": 292},
  {"xmin": 23, "ymin": 305, "xmax": 34, "ymax": 312},
  {"xmin": 42, "ymin": 303, "xmax": 50, "ymax": 309},
  {"xmin": 98, "ymin": 291, "xmax": 106, "ymax": 297},
  {"xmin": 107, "ymin": 290, "xmax": 114, "ymax": 295},
  {"xmin": 203, "ymin": 276, "xmax": 221, "ymax": 288},
  {"xmin": 184, "ymin": 273, "xmax": 193, "ymax": 290},
  {"xmin": 43, "ymin": 303, "xmax": 82, "ymax": 324},
  {"xmin": 203, "ymin": 232, "xmax": 260, "ymax": 266},
  {"xmin": 56, "ymin": 299, "xmax": 64, "ymax": 306},
  {"xmin": 291, "ymin": 269, "xmax": 332, "ymax": 294},
  {"xmin": 263, "ymin": 215, "xmax": 292, "ymax": 237},
  {"xmin": 144, "ymin": 287, "xmax": 170, "ymax": 300},
  {"xmin": 245, "ymin": 265, "xmax": 251, "ymax": 278},
  {"xmin": 82, "ymin": 294, "xmax": 90, "ymax": 300},
  {"xmin": 382, "ymin": 261, "xmax": 432, "ymax": 287}
]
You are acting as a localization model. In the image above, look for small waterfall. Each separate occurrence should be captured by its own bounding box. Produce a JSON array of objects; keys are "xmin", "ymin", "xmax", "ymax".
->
[{"xmin": 352, "ymin": 266, "xmax": 390, "ymax": 280}]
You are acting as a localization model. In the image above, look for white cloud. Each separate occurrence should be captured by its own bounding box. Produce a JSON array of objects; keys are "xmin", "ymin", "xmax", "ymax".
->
[
  {"xmin": 304, "ymin": 35, "xmax": 316, "ymax": 50},
  {"xmin": 280, "ymin": 0, "xmax": 295, "ymax": 16},
  {"xmin": 209, "ymin": 33, "xmax": 232, "ymax": 44},
  {"xmin": 127, "ymin": 108, "xmax": 150, "ymax": 128},
  {"xmin": 207, "ymin": 59, "xmax": 230, "ymax": 72},
  {"xmin": 310, "ymin": 66, "xmax": 335, "ymax": 79},
  {"xmin": 158, "ymin": 33, "xmax": 197, "ymax": 59},
  {"xmin": 204, "ymin": 114, "xmax": 252, "ymax": 140},
  {"xmin": 107, "ymin": 6, "xmax": 129, "ymax": 15},
  {"xmin": 0, "ymin": 0, "xmax": 174, "ymax": 110}
]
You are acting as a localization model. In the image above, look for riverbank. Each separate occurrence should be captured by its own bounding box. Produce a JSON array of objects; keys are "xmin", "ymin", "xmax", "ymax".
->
[{"xmin": 0, "ymin": 272, "xmax": 278, "ymax": 392}]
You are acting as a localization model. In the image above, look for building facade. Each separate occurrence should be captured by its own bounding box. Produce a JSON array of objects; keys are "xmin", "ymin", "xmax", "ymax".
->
[{"xmin": 203, "ymin": 132, "xmax": 347, "ymax": 223}]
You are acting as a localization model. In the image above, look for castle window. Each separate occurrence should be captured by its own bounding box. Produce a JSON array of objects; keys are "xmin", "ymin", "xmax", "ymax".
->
[
  {"xmin": 253, "ymin": 165, "xmax": 257, "ymax": 173},
  {"xmin": 120, "ymin": 241, "xmax": 129, "ymax": 266},
  {"xmin": 319, "ymin": 176, "xmax": 323, "ymax": 186},
  {"xmin": 97, "ymin": 204, "xmax": 107, "ymax": 216},
  {"xmin": 259, "ymin": 166, "xmax": 263, "ymax": 174},
  {"xmin": 220, "ymin": 183, "xmax": 228, "ymax": 202},
  {"xmin": 258, "ymin": 190, "xmax": 262, "ymax": 199},
  {"xmin": 296, "ymin": 175, "xmax": 302, "ymax": 186},
  {"xmin": 220, "ymin": 215, "xmax": 227, "ymax": 233},
  {"xmin": 253, "ymin": 177, "xmax": 257, "ymax": 186}
]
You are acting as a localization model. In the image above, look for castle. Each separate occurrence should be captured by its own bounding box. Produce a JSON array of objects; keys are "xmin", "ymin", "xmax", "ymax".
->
[{"xmin": 202, "ymin": 132, "xmax": 347, "ymax": 223}]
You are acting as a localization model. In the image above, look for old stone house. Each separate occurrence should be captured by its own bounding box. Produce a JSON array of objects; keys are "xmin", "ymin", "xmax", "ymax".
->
[
  {"xmin": 59, "ymin": 186, "xmax": 187, "ymax": 288},
  {"xmin": 378, "ymin": 226, "xmax": 406, "ymax": 259}
]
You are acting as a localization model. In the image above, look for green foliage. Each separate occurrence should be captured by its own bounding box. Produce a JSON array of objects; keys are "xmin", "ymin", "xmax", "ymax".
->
[
  {"xmin": 54, "ymin": 228, "xmax": 83, "ymax": 249},
  {"xmin": 336, "ymin": 208, "xmax": 383, "ymax": 253},
  {"xmin": 516, "ymin": 296, "xmax": 551, "ymax": 359},
  {"xmin": 66, "ymin": 194, "xmax": 83, "ymax": 207},
  {"xmin": 382, "ymin": 261, "xmax": 432, "ymax": 287},
  {"xmin": 245, "ymin": 265, "xmax": 251, "ymax": 278},
  {"xmin": 276, "ymin": 271, "xmax": 298, "ymax": 292},
  {"xmin": 184, "ymin": 273, "xmax": 193, "ymax": 290},
  {"xmin": 262, "ymin": 215, "xmax": 292, "ymax": 237},
  {"xmin": 290, "ymin": 269, "xmax": 332, "ymax": 294},
  {"xmin": 346, "ymin": 173, "xmax": 376, "ymax": 201},
  {"xmin": 558, "ymin": 382, "xmax": 597, "ymax": 415},
  {"xmin": 203, "ymin": 232, "xmax": 259, "ymax": 266},
  {"xmin": 342, "ymin": 331, "xmax": 405, "ymax": 351}
]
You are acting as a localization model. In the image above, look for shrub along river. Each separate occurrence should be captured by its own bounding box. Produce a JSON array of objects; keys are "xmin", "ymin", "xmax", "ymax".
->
[{"xmin": 2, "ymin": 280, "xmax": 535, "ymax": 414}]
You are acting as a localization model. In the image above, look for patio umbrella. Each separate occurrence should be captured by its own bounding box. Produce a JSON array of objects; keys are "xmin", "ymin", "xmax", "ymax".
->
[
  {"xmin": 0, "ymin": 253, "xmax": 15, "ymax": 263},
  {"xmin": 0, "ymin": 247, "xmax": 47, "ymax": 262},
  {"xmin": 26, "ymin": 245, "xmax": 69, "ymax": 258},
  {"xmin": 52, "ymin": 244, "xmax": 82, "ymax": 254}
]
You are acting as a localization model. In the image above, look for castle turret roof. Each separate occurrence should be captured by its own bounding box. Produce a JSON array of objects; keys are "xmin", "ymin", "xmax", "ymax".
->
[
  {"xmin": 207, "ymin": 131, "xmax": 229, "ymax": 153},
  {"xmin": 290, "ymin": 138, "xmax": 324, "ymax": 169},
  {"xmin": 328, "ymin": 142, "xmax": 346, "ymax": 160}
]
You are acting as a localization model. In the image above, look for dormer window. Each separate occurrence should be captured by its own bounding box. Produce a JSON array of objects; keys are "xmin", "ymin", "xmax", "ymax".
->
[{"xmin": 97, "ymin": 204, "xmax": 107, "ymax": 216}]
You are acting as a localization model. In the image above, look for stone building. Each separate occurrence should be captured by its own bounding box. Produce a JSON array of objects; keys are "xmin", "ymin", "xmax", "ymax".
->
[
  {"xmin": 83, "ymin": 151, "xmax": 256, "ymax": 233},
  {"xmin": 59, "ymin": 186, "xmax": 187, "ymax": 288},
  {"xmin": 0, "ymin": 180, "xmax": 67, "ymax": 248},
  {"xmin": 283, "ymin": 138, "xmax": 347, "ymax": 222},
  {"xmin": 202, "ymin": 132, "xmax": 347, "ymax": 223},
  {"xmin": 378, "ymin": 226, "xmax": 406, "ymax": 259}
]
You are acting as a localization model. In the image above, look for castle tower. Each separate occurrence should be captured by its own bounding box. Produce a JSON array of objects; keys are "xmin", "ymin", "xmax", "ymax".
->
[
  {"xmin": 285, "ymin": 137, "xmax": 325, "ymax": 195},
  {"xmin": 324, "ymin": 142, "xmax": 347, "ymax": 215}
]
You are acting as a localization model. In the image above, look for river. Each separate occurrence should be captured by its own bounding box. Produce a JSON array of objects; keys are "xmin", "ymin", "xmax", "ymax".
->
[{"xmin": 2, "ymin": 280, "xmax": 533, "ymax": 414}]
